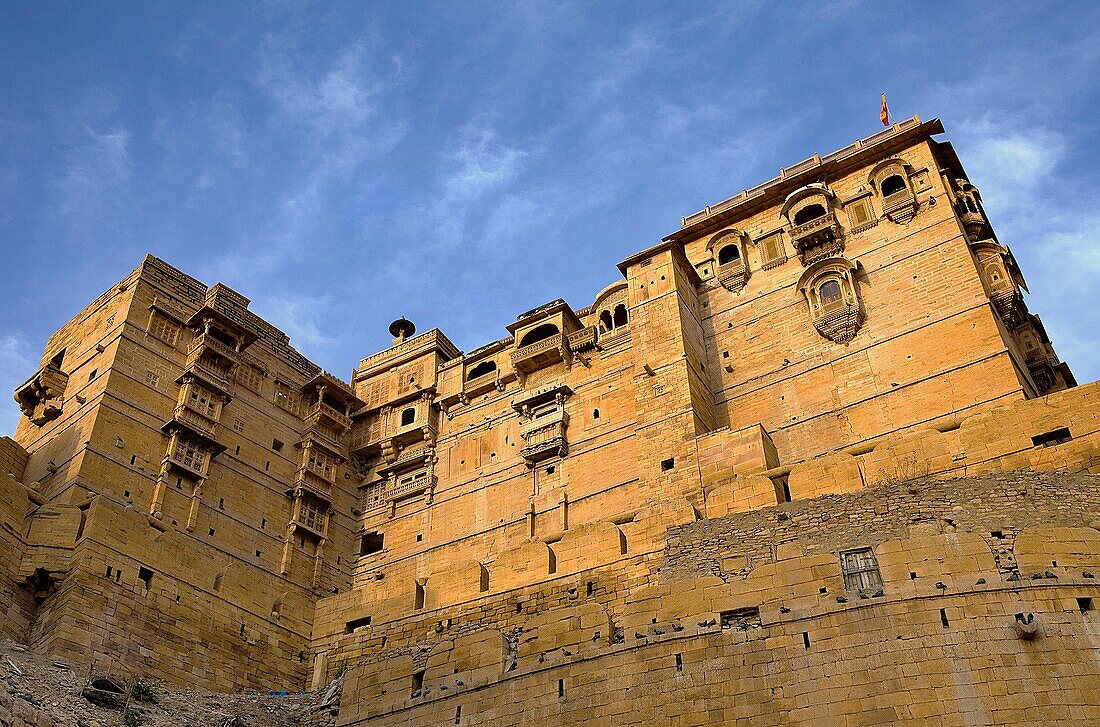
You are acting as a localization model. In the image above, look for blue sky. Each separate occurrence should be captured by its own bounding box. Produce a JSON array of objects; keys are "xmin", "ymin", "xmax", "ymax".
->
[{"xmin": 1, "ymin": 1, "xmax": 1098, "ymax": 434}]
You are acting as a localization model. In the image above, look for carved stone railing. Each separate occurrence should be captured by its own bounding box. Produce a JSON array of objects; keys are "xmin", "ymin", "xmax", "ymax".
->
[
  {"xmin": 519, "ymin": 409, "xmax": 569, "ymax": 464},
  {"xmin": 789, "ymin": 212, "xmax": 840, "ymax": 245},
  {"xmin": 463, "ymin": 370, "xmax": 500, "ymax": 398},
  {"xmin": 167, "ymin": 449, "xmax": 209, "ymax": 478},
  {"xmin": 350, "ymin": 419, "xmax": 380, "ymax": 452},
  {"xmin": 959, "ymin": 209, "xmax": 986, "ymax": 240},
  {"xmin": 306, "ymin": 400, "xmax": 352, "ymax": 430},
  {"xmin": 173, "ymin": 404, "xmax": 217, "ymax": 439},
  {"xmin": 184, "ymin": 349, "xmax": 232, "ymax": 393},
  {"xmin": 566, "ymin": 326, "xmax": 597, "ymax": 353},
  {"xmin": 188, "ymin": 332, "xmax": 239, "ymax": 362},
  {"xmin": 14, "ymin": 362, "xmax": 68, "ymax": 425},
  {"xmin": 304, "ymin": 420, "xmax": 344, "ymax": 454},
  {"xmin": 294, "ymin": 468, "xmax": 334, "ymax": 501},
  {"xmin": 385, "ymin": 475, "xmax": 431, "ymax": 502},
  {"xmin": 716, "ymin": 260, "xmax": 749, "ymax": 293},
  {"xmin": 511, "ymin": 333, "xmax": 566, "ymax": 362},
  {"xmin": 510, "ymin": 332, "xmax": 570, "ymax": 377}
]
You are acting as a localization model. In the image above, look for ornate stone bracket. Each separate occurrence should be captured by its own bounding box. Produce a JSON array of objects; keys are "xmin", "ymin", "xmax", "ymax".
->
[{"xmin": 14, "ymin": 362, "xmax": 68, "ymax": 426}]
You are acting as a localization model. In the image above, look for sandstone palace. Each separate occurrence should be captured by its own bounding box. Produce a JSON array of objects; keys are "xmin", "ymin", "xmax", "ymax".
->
[{"xmin": 3, "ymin": 116, "xmax": 1098, "ymax": 726}]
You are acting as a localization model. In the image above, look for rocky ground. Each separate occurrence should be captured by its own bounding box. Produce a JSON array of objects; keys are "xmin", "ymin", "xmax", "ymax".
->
[{"xmin": 0, "ymin": 639, "xmax": 339, "ymax": 727}]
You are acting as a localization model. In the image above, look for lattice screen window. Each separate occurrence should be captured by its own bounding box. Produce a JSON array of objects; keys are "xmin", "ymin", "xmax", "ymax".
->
[
  {"xmin": 188, "ymin": 386, "xmax": 219, "ymax": 418},
  {"xmin": 148, "ymin": 312, "xmax": 180, "ymax": 346},
  {"xmin": 298, "ymin": 496, "xmax": 327, "ymax": 531},
  {"xmin": 840, "ymin": 548, "xmax": 882, "ymax": 593},
  {"xmin": 274, "ymin": 382, "xmax": 301, "ymax": 414},
  {"xmin": 307, "ymin": 450, "xmax": 335, "ymax": 480},
  {"xmin": 174, "ymin": 436, "xmax": 209, "ymax": 471},
  {"xmin": 236, "ymin": 365, "xmax": 265, "ymax": 393},
  {"xmin": 363, "ymin": 480, "xmax": 385, "ymax": 508}
]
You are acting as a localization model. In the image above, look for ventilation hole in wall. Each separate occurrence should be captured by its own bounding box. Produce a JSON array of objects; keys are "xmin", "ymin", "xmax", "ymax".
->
[
  {"xmin": 545, "ymin": 465, "xmax": 555, "ymax": 475},
  {"xmin": 240, "ymin": 624, "xmax": 246, "ymax": 637},
  {"xmin": 115, "ymin": 570, "xmax": 122, "ymax": 583},
  {"xmin": 586, "ymin": 581, "xmax": 594, "ymax": 597},
  {"xmin": 175, "ymin": 477, "xmax": 183, "ymax": 490},
  {"xmin": 558, "ymin": 679, "xmax": 565, "ymax": 698},
  {"xmin": 722, "ymin": 351, "xmax": 729, "ymax": 358},
  {"xmin": 89, "ymin": 369, "xmax": 97, "ymax": 381},
  {"xmin": 727, "ymin": 322, "xmax": 733, "ymax": 328},
  {"xmin": 819, "ymin": 587, "xmax": 827, "ymax": 594},
  {"xmin": 803, "ymin": 632, "xmax": 811, "ymax": 649},
  {"xmin": 235, "ymin": 445, "xmax": 240, "ymax": 456},
  {"xmin": 1031, "ymin": 427, "xmax": 1071, "ymax": 447},
  {"xmin": 909, "ymin": 572, "xmax": 918, "ymax": 580},
  {"xmin": 175, "ymin": 594, "xmax": 180, "ymax": 604},
  {"xmin": 416, "ymin": 533, "xmax": 423, "ymax": 542},
  {"xmin": 414, "ymin": 583, "xmax": 425, "ymax": 610},
  {"xmin": 454, "ymin": 705, "xmax": 462, "ymax": 725},
  {"xmin": 990, "ymin": 531, "xmax": 1004, "ymax": 539},
  {"xmin": 380, "ymin": 635, "xmax": 387, "ymax": 647},
  {"xmin": 548, "ymin": 546, "xmax": 557, "ymax": 575},
  {"xmin": 592, "ymin": 408, "xmax": 600, "ymax": 420},
  {"xmin": 619, "ymin": 530, "xmax": 628, "ymax": 555},
  {"xmin": 661, "ymin": 457, "xmax": 675, "ymax": 472},
  {"xmin": 138, "ymin": 567, "xmax": 153, "ymax": 590},
  {"xmin": 255, "ymin": 550, "xmax": 262, "ymax": 557},
  {"xmin": 675, "ymin": 653, "xmax": 683, "ymax": 672},
  {"xmin": 337, "ymin": 556, "xmax": 341, "ymax": 565},
  {"xmin": 261, "ymin": 518, "xmax": 266, "ymax": 529},
  {"xmin": 105, "ymin": 566, "xmax": 113, "ymax": 578},
  {"xmin": 411, "ymin": 670, "xmax": 424, "ymax": 696},
  {"xmin": 515, "ymin": 602, "xmax": 523, "ymax": 613},
  {"xmin": 265, "ymin": 460, "xmax": 270, "ymax": 471},
  {"xmin": 490, "ymin": 452, "xmax": 496, "ymax": 460},
  {"xmin": 939, "ymin": 608, "xmax": 950, "ymax": 628},
  {"xmin": 345, "ymin": 616, "xmax": 372, "ymax": 634},
  {"xmin": 123, "ymin": 490, "xmax": 131, "ymax": 500},
  {"xmin": 219, "ymin": 498, "xmax": 225, "ymax": 509},
  {"xmin": 1052, "ymin": 560, "xmax": 1058, "ymax": 567},
  {"xmin": 479, "ymin": 565, "xmax": 490, "ymax": 593},
  {"xmin": 1078, "ymin": 597, "xmax": 1093, "ymax": 613},
  {"xmin": 129, "ymin": 455, "xmax": 137, "ymax": 466},
  {"xmin": 272, "ymin": 439, "xmax": 284, "ymax": 452},
  {"xmin": 208, "ymin": 528, "xmax": 216, "ymax": 537}
]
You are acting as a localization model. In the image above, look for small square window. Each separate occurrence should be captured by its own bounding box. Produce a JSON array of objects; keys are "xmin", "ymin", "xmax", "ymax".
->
[
  {"xmin": 272, "ymin": 439, "xmax": 284, "ymax": 452},
  {"xmin": 661, "ymin": 457, "xmax": 675, "ymax": 472},
  {"xmin": 360, "ymin": 532, "xmax": 384, "ymax": 556}
]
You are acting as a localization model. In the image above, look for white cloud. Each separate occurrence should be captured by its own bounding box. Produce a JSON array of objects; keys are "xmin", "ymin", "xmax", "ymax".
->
[{"xmin": 0, "ymin": 334, "xmax": 34, "ymax": 436}]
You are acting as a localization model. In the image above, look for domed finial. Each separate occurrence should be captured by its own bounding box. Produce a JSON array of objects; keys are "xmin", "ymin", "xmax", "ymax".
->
[{"xmin": 388, "ymin": 317, "xmax": 416, "ymax": 345}]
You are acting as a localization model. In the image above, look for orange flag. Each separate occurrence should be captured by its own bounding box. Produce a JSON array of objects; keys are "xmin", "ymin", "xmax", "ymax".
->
[{"xmin": 880, "ymin": 94, "xmax": 890, "ymax": 126}]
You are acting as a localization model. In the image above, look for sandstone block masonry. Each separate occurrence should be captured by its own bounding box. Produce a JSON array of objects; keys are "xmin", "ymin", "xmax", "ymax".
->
[{"xmin": 1, "ymin": 116, "xmax": 1094, "ymax": 725}]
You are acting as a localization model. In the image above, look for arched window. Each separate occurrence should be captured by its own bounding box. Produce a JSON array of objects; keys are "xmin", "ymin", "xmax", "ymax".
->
[
  {"xmin": 466, "ymin": 360, "xmax": 497, "ymax": 380},
  {"xmin": 717, "ymin": 244, "xmax": 741, "ymax": 265},
  {"xmin": 599, "ymin": 310, "xmax": 613, "ymax": 333},
  {"xmin": 518, "ymin": 323, "xmax": 560, "ymax": 347},
  {"xmin": 613, "ymin": 304, "xmax": 628, "ymax": 328},
  {"xmin": 400, "ymin": 407, "xmax": 416, "ymax": 426},
  {"xmin": 793, "ymin": 204, "xmax": 827, "ymax": 225},
  {"xmin": 819, "ymin": 280, "xmax": 843, "ymax": 307},
  {"xmin": 880, "ymin": 175, "xmax": 906, "ymax": 197}
]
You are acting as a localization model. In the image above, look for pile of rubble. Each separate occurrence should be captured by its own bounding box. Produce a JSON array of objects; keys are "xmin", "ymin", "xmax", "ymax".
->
[{"xmin": 0, "ymin": 640, "xmax": 339, "ymax": 727}]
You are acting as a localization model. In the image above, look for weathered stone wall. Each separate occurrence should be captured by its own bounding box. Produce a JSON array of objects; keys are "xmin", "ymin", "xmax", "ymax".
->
[
  {"xmin": 331, "ymin": 472, "xmax": 1100, "ymax": 725},
  {"xmin": 0, "ymin": 438, "xmax": 33, "ymax": 644}
]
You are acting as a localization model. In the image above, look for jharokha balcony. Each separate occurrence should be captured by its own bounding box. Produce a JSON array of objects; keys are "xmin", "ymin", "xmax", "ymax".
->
[
  {"xmin": 510, "ymin": 331, "xmax": 570, "ymax": 376},
  {"xmin": 14, "ymin": 359, "xmax": 68, "ymax": 426},
  {"xmin": 788, "ymin": 212, "xmax": 843, "ymax": 265},
  {"xmin": 169, "ymin": 403, "xmax": 218, "ymax": 439},
  {"xmin": 291, "ymin": 467, "xmax": 334, "ymax": 502}
]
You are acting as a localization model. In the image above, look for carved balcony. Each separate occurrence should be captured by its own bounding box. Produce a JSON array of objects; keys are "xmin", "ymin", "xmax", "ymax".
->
[
  {"xmin": 519, "ymin": 409, "xmax": 569, "ymax": 464},
  {"xmin": 566, "ymin": 326, "xmax": 598, "ymax": 354},
  {"xmin": 510, "ymin": 332, "xmax": 570, "ymax": 376},
  {"xmin": 188, "ymin": 332, "xmax": 241, "ymax": 363},
  {"xmin": 788, "ymin": 213, "xmax": 844, "ymax": 265},
  {"xmin": 715, "ymin": 259, "xmax": 749, "ymax": 293},
  {"xmin": 183, "ymin": 349, "xmax": 233, "ymax": 395},
  {"xmin": 959, "ymin": 209, "xmax": 987, "ymax": 241},
  {"xmin": 14, "ymin": 362, "xmax": 68, "ymax": 426},
  {"xmin": 385, "ymin": 471, "xmax": 432, "ymax": 502},
  {"xmin": 168, "ymin": 403, "xmax": 218, "ymax": 440},
  {"xmin": 463, "ymin": 370, "xmax": 502, "ymax": 399},
  {"xmin": 290, "ymin": 467, "xmax": 334, "ymax": 502},
  {"xmin": 882, "ymin": 190, "xmax": 917, "ymax": 223},
  {"xmin": 303, "ymin": 419, "xmax": 344, "ymax": 455},
  {"xmin": 305, "ymin": 400, "xmax": 352, "ymax": 431}
]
